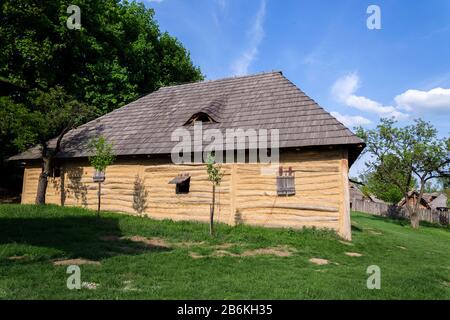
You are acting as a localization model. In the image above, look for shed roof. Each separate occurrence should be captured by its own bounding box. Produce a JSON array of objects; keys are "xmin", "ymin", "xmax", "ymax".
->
[
  {"xmin": 10, "ymin": 71, "xmax": 364, "ymax": 162},
  {"xmin": 429, "ymin": 193, "xmax": 448, "ymax": 209}
]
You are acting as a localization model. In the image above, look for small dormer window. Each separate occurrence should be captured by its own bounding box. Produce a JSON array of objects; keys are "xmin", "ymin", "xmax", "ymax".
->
[{"xmin": 184, "ymin": 112, "xmax": 216, "ymax": 125}]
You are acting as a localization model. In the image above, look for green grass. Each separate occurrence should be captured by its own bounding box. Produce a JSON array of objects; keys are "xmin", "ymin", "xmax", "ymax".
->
[{"xmin": 0, "ymin": 204, "xmax": 449, "ymax": 299}]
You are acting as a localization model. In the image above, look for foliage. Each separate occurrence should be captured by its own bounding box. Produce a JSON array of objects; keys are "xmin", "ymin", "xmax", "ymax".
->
[
  {"xmin": 0, "ymin": 0, "xmax": 203, "ymax": 158},
  {"xmin": 1, "ymin": 204, "xmax": 449, "ymax": 299},
  {"xmin": 0, "ymin": 0, "xmax": 203, "ymax": 113},
  {"xmin": 356, "ymin": 118, "xmax": 450, "ymax": 227},
  {"xmin": 88, "ymin": 135, "xmax": 115, "ymax": 172},
  {"xmin": 358, "ymin": 170, "xmax": 416, "ymax": 204},
  {"xmin": 206, "ymin": 153, "xmax": 223, "ymax": 186}
]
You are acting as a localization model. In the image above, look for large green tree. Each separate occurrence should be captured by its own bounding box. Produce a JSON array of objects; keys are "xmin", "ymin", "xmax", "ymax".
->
[
  {"xmin": 356, "ymin": 118, "xmax": 449, "ymax": 229},
  {"xmin": 1, "ymin": 0, "xmax": 202, "ymax": 113},
  {"xmin": 357, "ymin": 169, "xmax": 416, "ymax": 204},
  {"xmin": 0, "ymin": 0, "xmax": 203, "ymax": 201}
]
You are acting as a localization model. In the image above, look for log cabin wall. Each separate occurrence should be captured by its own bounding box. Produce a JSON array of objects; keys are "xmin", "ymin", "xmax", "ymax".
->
[{"xmin": 21, "ymin": 148, "xmax": 351, "ymax": 239}]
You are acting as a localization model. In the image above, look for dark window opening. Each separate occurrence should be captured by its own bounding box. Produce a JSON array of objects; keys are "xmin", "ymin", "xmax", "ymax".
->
[
  {"xmin": 184, "ymin": 112, "xmax": 217, "ymax": 125},
  {"xmin": 169, "ymin": 173, "xmax": 191, "ymax": 194},
  {"xmin": 176, "ymin": 179, "xmax": 190, "ymax": 194},
  {"xmin": 277, "ymin": 166, "xmax": 295, "ymax": 196},
  {"xmin": 52, "ymin": 166, "xmax": 61, "ymax": 178}
]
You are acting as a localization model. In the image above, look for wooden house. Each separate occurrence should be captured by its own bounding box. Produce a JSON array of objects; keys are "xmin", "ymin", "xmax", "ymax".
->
[
  {"xmin": 11, "ymin": 72, "xmax": 365, "ymax": 240},
  {"xmin": 398, "ymin": 191, "xmax": 448, "ymax": 211}
]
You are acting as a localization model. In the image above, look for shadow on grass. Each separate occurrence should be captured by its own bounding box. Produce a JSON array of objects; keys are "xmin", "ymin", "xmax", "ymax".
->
[
  {"xmin": 351, "ymin": 224, "xmax": 363, "ymax": 232},
  {"xmin": 0, "ymin": 216, "xmax": 171, "ymax": 261}
]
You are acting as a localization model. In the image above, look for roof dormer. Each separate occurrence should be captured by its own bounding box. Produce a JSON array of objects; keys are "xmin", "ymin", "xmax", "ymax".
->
[{"xmin": 184, "ymin": 112, "xmax": 217, "ymax": 125}]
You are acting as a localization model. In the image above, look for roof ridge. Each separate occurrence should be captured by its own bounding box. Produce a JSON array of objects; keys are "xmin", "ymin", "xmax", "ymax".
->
[{"xmin": 157, "ymin": 70, "xmax": 283, "ymax": 91}]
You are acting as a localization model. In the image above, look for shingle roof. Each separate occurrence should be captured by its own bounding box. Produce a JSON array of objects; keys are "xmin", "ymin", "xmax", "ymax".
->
[
  {"xmin": 429, "ymin": 194, "xmax": 448, "ymax": 209},
  {"xmin": 10, "ymin": 71, "xmax": 364, "ymax": 161}
]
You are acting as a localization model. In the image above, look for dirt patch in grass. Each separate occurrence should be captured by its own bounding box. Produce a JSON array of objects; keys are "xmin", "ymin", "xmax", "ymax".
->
[
  {"xmin": 189, "ymin": 252, "xmax": 205, "ymax": 259},
  {"xmin": 125, "ymin": 236, "xmax": 170, "ymax": 249},
  {"xmin": 189, "ymin": 245, "xmax": 297, "ymax": 259},
  {"xmin": 367, "ymin": 229, "xmax": 383, "ymax": 235},
  {"xmin": 7, "ymin": 255, "xmax": 26, "ymax": 261},
  {"xmin": 345, "ymin": 252, "xmax": 363, "ymax": 257},
  {"xmin": 396, "ymin": 246, "xmax": 407, "ymax": 250},
  {"xmin": 240, "ymin": 246, "xmax": 296, "ymax": 257},
  {"xmin": 214, "ymin": 243, "xmax": 235, "ymax": 250},
  {"xmin": 100, "ymin": 234, "xmax": 203, "ymax": 249},
  {"xmin": 82, "ymin": 282, "xmax": 99, "ymax": 290},
  {"xmin": 309, "ymin": 258, "xmax": 329, "ymax": 265},
  {"xmin": 53, "ymin": 258, "xmax": 101, "ymax": 266}
]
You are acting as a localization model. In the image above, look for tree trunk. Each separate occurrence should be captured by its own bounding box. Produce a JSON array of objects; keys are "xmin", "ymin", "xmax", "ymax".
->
[
  {"xmin": 409, "ymin": 178, "xmax": 425, "ymax": 229},
  {"xmin": 97, "ymin": 182, "xmax": 101, "ymax": 218},
  {"xmin": 410, "ymin": 212, "xmax": 420, "ymax": 229},
  {"xmin": 210, "ymin": 184, "xmax": 216, "ymax": 236},
  {"xmin": 35, "ymin": 156, "xmax": 52, "ymax": 205}
]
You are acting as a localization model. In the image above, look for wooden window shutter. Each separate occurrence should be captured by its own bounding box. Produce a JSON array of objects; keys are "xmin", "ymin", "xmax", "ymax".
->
[{"xmin": 277, "ymin": 167, "xmax": 295, "ymax": 196}]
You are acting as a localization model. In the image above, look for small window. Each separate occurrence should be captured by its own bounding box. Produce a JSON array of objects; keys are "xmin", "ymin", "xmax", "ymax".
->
[
  {"xmin": 277, "ymin": 167, "xmax": 295, "ymax": 196},
  {"xmin": 176, "ymin": 179, "xmax": 190, "ymax": 194},
  {"xmin": 169, "ymin": 173, "xmax": 191, "ymax": 194},
  {"xmin": 184, "ymin": 112, "xmax": 216, "ymax": 125}
]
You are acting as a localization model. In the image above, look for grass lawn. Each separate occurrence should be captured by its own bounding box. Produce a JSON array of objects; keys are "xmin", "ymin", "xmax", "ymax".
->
[{"xmin": 0, "ymin": 204, "xmax": 449, "ymax": 299}]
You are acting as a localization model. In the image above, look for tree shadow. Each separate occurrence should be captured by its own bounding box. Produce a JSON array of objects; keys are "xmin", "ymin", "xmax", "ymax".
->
[
  {"xmin": 0, "ymin": 216, "xmax": 170, "ymax": 261},
  {"xmin": 65, "ymin": 167, "xmax": 88, "ymax": 207},
  {"xmin": 58, "ymin": 124, "xmax": 106, "ymax": 158}
]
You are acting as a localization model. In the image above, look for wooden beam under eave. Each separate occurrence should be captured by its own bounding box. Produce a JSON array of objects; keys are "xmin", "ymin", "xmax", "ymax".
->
[{"xmin": 339, "ymin": 150, "xmax": 352, "ymax": 240}]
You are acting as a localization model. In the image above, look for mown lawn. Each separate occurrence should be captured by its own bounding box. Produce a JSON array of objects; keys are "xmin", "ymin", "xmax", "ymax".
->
[{"xmin": 0, "ymin": 204, "xmax": 449, "ymax": 299}]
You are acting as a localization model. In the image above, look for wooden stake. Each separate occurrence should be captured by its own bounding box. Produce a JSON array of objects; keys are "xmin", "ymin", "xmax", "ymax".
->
[{"xmin": 97, "ymin": 182, "xmax": 101, "ymax": 218}]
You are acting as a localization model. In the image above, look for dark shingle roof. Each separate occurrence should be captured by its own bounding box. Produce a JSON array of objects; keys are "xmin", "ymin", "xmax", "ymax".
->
[{"xmin": 10, "ymin": 71, "xmax": 364, "ymax": 160}]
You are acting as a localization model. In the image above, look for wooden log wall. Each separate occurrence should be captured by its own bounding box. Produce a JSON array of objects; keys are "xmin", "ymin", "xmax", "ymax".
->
[{"xmin": 21, "ymin": 148, "xmax": 351, "ymax": 239}]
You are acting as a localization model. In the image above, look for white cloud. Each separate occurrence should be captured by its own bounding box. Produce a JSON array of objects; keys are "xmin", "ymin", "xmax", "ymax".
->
[
  {"xmin": 231, "ymin": 0, "xmax": 266, "ymax": 76},
  {"xmin": 332, "ymin": 73, "xmax": 408, "ymax": 120},
  {"xmin": 330, "ymin": 111, "xmax": 372, "ymax": 127},
  {"xmin": 395, "ymin": 88, "xmax": 450, "ymax": 113},
  {"xmin": 331, "ymin": 73, "xmax": 359, "ymax": 102}
]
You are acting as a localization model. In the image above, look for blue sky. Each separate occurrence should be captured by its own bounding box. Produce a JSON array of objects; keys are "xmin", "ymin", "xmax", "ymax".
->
[{"xmin": 141, "ymin": 0, "xmax": 450, "ymax": 176}]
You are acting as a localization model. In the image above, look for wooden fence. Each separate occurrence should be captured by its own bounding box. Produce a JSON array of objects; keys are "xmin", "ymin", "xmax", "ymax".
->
[{"xmin": 351, "ymin": 198, "xmax": 450, "ymax": 225}]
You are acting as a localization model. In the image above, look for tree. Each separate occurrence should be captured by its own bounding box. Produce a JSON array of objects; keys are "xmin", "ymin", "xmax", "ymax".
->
[
  {"xmin": 88, "ymin": 135, "xmax": 115, "ymax": 217},
  {"xmin": 0, "ymin": 0, "xmax": 203, "ymax": 114},
  {"xmin": 356, "ymin": 118, "xmax": 450, "ymax": 229},
  {"xmin": 88, "ymin": 135, "xmax": 115, "ymax": 174},
  {"xmin": 1, "ymin": 0, "xmax": 203, "ymax": 199},
  {"xmin": 20, "ymin": 87, "xmax": 92, "ymax": 204},
  {"xmin": 206, "ymin": 153, "xmax": 223, "ymax": 236},
  {"xmin": 357, "ymin": 170, "xmax": 416, "ymax": 204}
]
